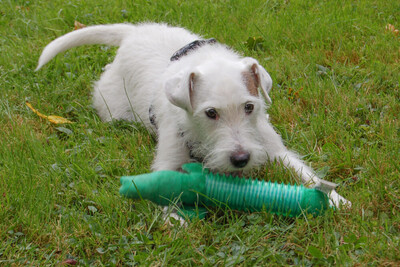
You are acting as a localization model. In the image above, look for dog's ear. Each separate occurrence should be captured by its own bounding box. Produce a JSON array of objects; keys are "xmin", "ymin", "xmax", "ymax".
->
[
  {"xmin": 242, "ymin": 57, "xmax": 273, "ymax": 104},
  {"xmin": 164, "ymin": 71, "xmax": 196, "ymax": 113}
]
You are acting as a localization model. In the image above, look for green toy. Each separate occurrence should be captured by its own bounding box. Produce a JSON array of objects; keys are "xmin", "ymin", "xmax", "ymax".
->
[{"xmin": 119, "ymin": 163, "xmax": 335, "ymax": 218}]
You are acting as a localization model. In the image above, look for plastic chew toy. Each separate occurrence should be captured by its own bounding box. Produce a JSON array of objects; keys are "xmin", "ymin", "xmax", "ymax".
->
[{"xmin": 119, "ymin": 163, "xmax": 336, "ymax": 218}]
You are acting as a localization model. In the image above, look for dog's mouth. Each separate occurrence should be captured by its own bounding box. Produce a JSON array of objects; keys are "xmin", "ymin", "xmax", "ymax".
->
[
  {"xmin": 203, "ymin": 158, "xmax": 251, "ymax": 178},
  {"xmin": 208, "ymin": 169, "xmax": 244, "ymax": 178},
  {"xmin": 225, "ymin": 171, "xmax": 244, "ymax": 178},
  {"xmin": 191, "ymin": 148, "xmax": 254, "ymax": 178},
  {"xmin": 179, "ymin": 163, "xmax": 244, "ymax": 178}
]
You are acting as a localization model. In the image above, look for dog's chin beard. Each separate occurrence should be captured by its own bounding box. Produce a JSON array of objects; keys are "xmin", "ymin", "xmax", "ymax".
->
[
  {"xmin": 203, "ymin": 167, "xmax": 243, "ymax": 178},
  {"xmin": 223, "ymin": 170, "xmax": 244, "ymax": 178},
  {"xmin": 198, "ymin": 153, "xmax": 256, "ymax": 178},
  {"xmin": 202, "ymin": 161, "xmax": 248, "ymax": 178}
]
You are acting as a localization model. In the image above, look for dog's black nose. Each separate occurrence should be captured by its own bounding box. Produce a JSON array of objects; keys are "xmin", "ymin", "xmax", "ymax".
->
[{"xmin": 230, "ymin": 151, "xmax": 250, "ymax": 168}]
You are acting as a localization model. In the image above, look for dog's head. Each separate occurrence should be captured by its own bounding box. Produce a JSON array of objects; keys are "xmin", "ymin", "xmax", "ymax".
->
[{"xmin": 164, "ymin": 55, "xmax": 273, "ymax": 173}]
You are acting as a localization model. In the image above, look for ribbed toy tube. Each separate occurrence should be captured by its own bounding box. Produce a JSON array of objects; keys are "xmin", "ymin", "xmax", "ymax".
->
[
  {"xmin": 203, "ymin": 173, "xmax": 328, "ymax": 217},
  {"xmin": 119, "ymin": 163, "xmax": 329, "ymax": 217}
]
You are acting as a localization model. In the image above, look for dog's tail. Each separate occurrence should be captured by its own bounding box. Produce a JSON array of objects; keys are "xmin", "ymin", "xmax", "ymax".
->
[{"xmin": 36, "ymin": 24, "xmax": 133, "ymax": 70}]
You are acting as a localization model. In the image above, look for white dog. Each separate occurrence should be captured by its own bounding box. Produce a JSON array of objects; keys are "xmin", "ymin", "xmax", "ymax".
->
[{"xmin": 36, "ymin": 23, "xmax": 350, "ymax": 209}]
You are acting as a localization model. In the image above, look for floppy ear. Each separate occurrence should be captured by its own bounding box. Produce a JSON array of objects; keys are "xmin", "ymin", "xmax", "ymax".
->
[
  {"xmin": 164, "ymin": 71, "xmax": 196, "ymax": 113},
  {"xmin": 242, "ymin": 57, "xmax": 273, "ymax": 104}
]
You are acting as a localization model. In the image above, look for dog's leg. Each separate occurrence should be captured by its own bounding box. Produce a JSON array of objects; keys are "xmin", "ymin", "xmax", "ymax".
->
[
  {"xmin": 259, "ymin": 121, "xmax": 351, "ymax": 208},
  {"xmin": 151, "ymin": 123, "xmax": 190, "ymax": 171},
  {"xmin": 274, "ymin": 150, "xmax": 351, "ymax": 208},
  {"xmin": 152, "ymin": 124, "xmax": 191, "ymax": 226},
  {"xmin": 162, "ymin": 207, "xmax": 188, "ymax": 227}
]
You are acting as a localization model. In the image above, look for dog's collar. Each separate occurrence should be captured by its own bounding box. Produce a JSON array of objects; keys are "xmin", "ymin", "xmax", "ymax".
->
[{"xmin": 170, "ymin": 38, "xmax": 217, "ymax": 61}]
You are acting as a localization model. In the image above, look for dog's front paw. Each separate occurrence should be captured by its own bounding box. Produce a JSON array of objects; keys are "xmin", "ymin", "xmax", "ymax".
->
[
  {"xmin": 162, "ymin": 207, "xmax": 188, "ymax": 227},
  {"xmin": 328, "ymin": 190, "xmax": 351, "ymax": 209}
]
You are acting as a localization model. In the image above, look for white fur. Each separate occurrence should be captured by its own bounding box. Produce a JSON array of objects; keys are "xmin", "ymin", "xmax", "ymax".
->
[{"xmin": 36, "ymin": 23, "xmax": 350, "ymax": 209}]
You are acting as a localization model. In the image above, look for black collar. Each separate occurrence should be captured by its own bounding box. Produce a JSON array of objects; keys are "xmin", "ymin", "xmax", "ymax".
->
[{"xmin": 170, "ymin": 38, "xmax": 217, "ymax": 61}]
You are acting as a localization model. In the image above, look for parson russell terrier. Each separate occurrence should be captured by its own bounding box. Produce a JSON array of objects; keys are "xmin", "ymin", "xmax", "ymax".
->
[{"xmin": 36, "ymin": 23, "xmax": 351, "ymax": 211}]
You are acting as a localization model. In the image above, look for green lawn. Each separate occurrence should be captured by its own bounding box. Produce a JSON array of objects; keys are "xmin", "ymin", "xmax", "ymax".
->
[{"xmin": 1, "ymin": 0, "xmax": 399, "ymax": 265}]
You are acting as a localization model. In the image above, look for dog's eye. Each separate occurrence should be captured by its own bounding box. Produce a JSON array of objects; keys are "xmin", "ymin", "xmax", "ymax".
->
[
  {"xmin": 244, "ymin": 103, "xmax": 254, "ymax": 114},
  {"xmin": 205, "ymin": 108, "xmax": 219, "ymax": 120}
]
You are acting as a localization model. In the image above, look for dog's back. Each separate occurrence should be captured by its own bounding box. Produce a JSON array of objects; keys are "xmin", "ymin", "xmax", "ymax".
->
[
  {"xmin": 36, "ymin": 23, "xmax": 202, "ymax": 122},
  {"xmin": 36, "ymin": 23, "xmax": 200, "ymax": 71}
]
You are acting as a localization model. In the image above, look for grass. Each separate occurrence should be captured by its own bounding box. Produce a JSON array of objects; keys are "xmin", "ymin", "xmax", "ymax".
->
[{"xmin": 1, "ymin": 0, "xmax": 399, "ymax": 265}]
